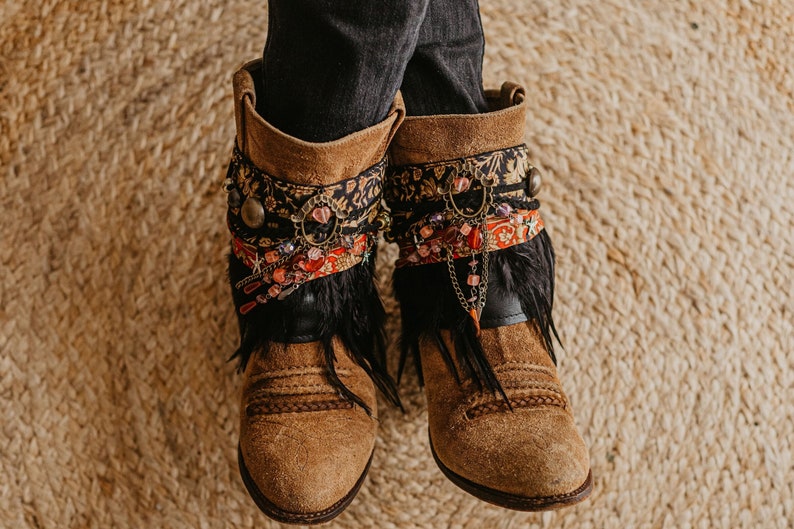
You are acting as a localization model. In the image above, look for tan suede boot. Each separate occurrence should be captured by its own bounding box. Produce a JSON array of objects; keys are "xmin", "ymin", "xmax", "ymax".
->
[
  {"xmin": 224, "ymin": 59, "xmax": 404, "ymax": 524},
  {"xmin": 385, "ymin": 84, "xmax": 592, "ymax": 510}
]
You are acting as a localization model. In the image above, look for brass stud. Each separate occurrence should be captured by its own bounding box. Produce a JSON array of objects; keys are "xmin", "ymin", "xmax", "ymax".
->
[
  {"xmin": 227, "ymin": 188, "xmax": 243, "ymax": 209},
  {"xmin": 527, "ymin": 167, "xmax": 542, "ymax": 197},
  {"xmin": 241, "ymin": 197, "xmax": 265, "ymax": 228}
]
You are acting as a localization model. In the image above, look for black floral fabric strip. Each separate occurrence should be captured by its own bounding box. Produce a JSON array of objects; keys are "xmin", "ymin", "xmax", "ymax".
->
[
  {"xmin": 224, "ymin": 144, "xmax": 387, "ymax": 250},
  {"xmin": 384, "ymin": 144, "xmax": 530, "ymax": 205}
]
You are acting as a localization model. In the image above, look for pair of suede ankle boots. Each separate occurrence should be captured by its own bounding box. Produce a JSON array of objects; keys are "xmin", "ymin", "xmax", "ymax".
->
[{"xmin": 222, "ymin": 59, "xmax": 592, "ymax": 524}]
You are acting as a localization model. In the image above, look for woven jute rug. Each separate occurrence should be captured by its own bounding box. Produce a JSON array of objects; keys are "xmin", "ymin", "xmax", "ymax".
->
[{"xmin": 2, "ymin": 1, "xmax": 792, "ymax": 528}]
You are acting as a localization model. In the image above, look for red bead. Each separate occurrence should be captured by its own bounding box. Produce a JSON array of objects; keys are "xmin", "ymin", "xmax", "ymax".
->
[
  {"xmin": 272, "ymin": 268, "xmax": 288, "ymax": 284},
  {"xmin": 303, "ymin": 255, "xmax": 326, "ymax": 272},
  {"xmin": 467, "ymin": 227, "xmax": 483, "ymax": 250},
  {"xmin": 264, "ymin": 250, "xmax": 280, "ymax": 264},
  {"xmin": 239, "ymin": 301, "xmax": 258, "ymax": 315},
  {"xmin": 467, "ymin": 274, "xmax": 481, "ymax": 286},
  {"xmin": 443, "ymin": 226, "xmax": 460, "ymax": 245},
  {"xmin": 268, "ymin": 284, "xmax": 282, "ymax": 297},
  {"xmin": 419, "ymin": 225, "xmax": 434, "ymax": 239},
  {"xmin": 417, "ymin": 245, "xmax": 430, "ymax": 257},
  {"xmin": 243, "ymin": 281, "xmax": 261, "ymax": 295}
]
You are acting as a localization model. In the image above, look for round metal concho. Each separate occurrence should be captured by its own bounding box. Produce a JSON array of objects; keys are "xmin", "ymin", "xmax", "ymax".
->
[
  {"xmin": 241, "ymin": 197, "xmax": 265, "ymax": 228},
  {"xmin": 227, "ymin": 188, "xmax": 243, "ymax": 209},
  {"xmin": 527, "ymin": 166, "xmax": 542, "ymax": 197}
]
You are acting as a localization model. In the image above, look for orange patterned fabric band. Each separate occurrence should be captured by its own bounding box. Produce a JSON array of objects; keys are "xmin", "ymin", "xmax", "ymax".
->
[{"xmin": 395, "ymin": 209, "xmax": 544, "ymax": 268}]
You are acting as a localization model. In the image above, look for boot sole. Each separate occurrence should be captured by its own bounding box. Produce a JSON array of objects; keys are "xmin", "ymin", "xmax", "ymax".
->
[
  {"xmin": 238, "ymin": 444, "xmax": 373, "ymax": 525},
  {"xmin": 430, "ymin": 438, "xmax": 593, "ymax": 511}
]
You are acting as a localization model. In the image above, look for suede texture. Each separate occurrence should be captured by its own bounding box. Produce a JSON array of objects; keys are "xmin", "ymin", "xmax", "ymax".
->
[
  {"xmin": 232, "ymin": 60, "xmax": 405, "ymax": 518},
  {"xmin": 234, "ymin": 59, "xmax": 405, "ymax": 185},
  {"xmin": 424, "ymin": 323, "xmax": 591, "ymax": 499},
  {"xmin": 239, "ymin": 339, "xmax": 377, "ymax": 515},
  {"xmin": 389, "ymin": 88, "xmax": 591, "ymax": 504},
  {"xmin": 388, "ymin": 82, "xmax": 526, "ymax": 166}
]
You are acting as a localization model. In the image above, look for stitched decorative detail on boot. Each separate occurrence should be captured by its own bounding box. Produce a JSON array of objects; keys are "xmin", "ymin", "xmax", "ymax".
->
[
  {"xmin": 465, "ymin": 394, "xmax": 568, "ymax": 420},
  {"xmin": 223, "ymin": 145, "xmax": 388, "ymax": 315},
  {"xmin": 246, "ymin": 399, "xmax": 355, "ymax": 416},
  {"xmin": 385, "ymin": 144, "xmax": 532, "ymax": 204}
]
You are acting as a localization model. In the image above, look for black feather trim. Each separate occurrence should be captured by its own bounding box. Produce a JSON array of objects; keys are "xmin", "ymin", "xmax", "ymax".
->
[
  {"xmin": 228, "ymin": 253, "xmax": 402, "ymax": 414},
  {"xmin": 393, "ymin": 230, "xmax": 559, "ymax": 398}
]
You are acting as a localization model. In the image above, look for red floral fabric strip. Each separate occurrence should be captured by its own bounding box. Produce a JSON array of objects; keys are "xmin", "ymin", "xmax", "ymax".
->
[{"xmin": 395, "ymin": 209, "xmax": 544, "ymax": 268}]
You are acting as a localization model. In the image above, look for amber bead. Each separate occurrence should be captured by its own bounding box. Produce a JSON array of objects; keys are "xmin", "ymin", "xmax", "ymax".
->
[{"xmin": 467, "ymin": 227, "xmax": 483, "ymax": 250}]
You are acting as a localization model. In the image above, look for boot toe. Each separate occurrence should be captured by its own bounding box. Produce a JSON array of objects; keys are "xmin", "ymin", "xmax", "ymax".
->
[
  {"xmin": 240, "ymin": 408, "xmax": 376, "ymax": 521},
  {"xmin": 432, "ymin": 405, "xmax": 591, "ymax": 504}
]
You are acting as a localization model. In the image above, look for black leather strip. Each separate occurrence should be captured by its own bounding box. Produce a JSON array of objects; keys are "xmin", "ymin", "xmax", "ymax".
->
[
  {"xmin": 439, "ymin": 256, "xmax": 528, "ymax": 329},
  {"xmin": 270, "ymin": 290, "xmax": 324, "ymax": 343}
]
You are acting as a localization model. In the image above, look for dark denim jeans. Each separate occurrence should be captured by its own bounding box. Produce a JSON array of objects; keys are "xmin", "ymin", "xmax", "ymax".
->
[{"xmin": 260, "ymin": 0, "xmax": 487, "ymax": 142}]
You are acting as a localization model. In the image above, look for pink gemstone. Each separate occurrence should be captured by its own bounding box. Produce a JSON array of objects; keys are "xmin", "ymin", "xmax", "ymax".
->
[
  {"xmin": 417, "ymin": 245, "xmax": 430, "ymax": 257},
  {"xmin": 430, "ymin": 241, "xmax": 442, "ymax": 253},
  {"xmin": 467, "ymin": 274, "xmax": 481, "ymax": 286},
  {"xmin": 268, "ymin": 284, "xmax": 282, "ymax": 297},
  {"xmin": 512, "ymin": 214, "xmax": 524, "ymax": 225},
  {"xmin": 264, "ymin": 250, "xmax": 280, "ymax": 264},
  {"xmin": 454, "ymin": 176, "xmax": 471, "ymax": 193},
  {"xmin": 459, "ymin": 223, "xmax": 472, "ymax": 236},
  {"xmin": 419, "ymin": 225, "xmax": 434, "ymax": 239},
  {"xmin": 307, "ymin": 247, "xmax": 324, "ymax": 261},
  {"xmin": 311, "ymin": 206, "xmax": 332, "ymax": 224}
]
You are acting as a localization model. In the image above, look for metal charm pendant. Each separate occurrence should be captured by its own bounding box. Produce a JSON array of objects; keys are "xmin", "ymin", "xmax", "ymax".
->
[
  {"xmin": 437, "ymin": 161, "xmax": 496, "ymax": 219},
  {"xmin": 291, "ymin": 194, "xmax": 349, "ymax": 247}
]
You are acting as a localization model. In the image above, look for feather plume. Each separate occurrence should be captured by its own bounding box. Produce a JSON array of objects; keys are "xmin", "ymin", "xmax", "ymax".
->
[
  {"xmin": 393, "ymin": 231, "xmax": 559, "ymax": 399},
  {"xmin": 228, "ymin": 253, "xmax": 401, "ymax": 414}
]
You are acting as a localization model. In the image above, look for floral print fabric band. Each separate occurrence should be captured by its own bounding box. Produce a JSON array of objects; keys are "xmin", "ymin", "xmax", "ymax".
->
[
  {"xmin": 394, "ymin": 209, "xmax": 544, "ymax": 268},
  {"xmin": 223, "ymin": 145, "xmax": 388, "ymax": 315}
]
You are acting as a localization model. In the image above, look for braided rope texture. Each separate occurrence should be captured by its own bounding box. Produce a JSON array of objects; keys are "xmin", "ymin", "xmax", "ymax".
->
[{"xmin": 1, "ymin": 1, "xmax": 792, "ymax": 527}]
